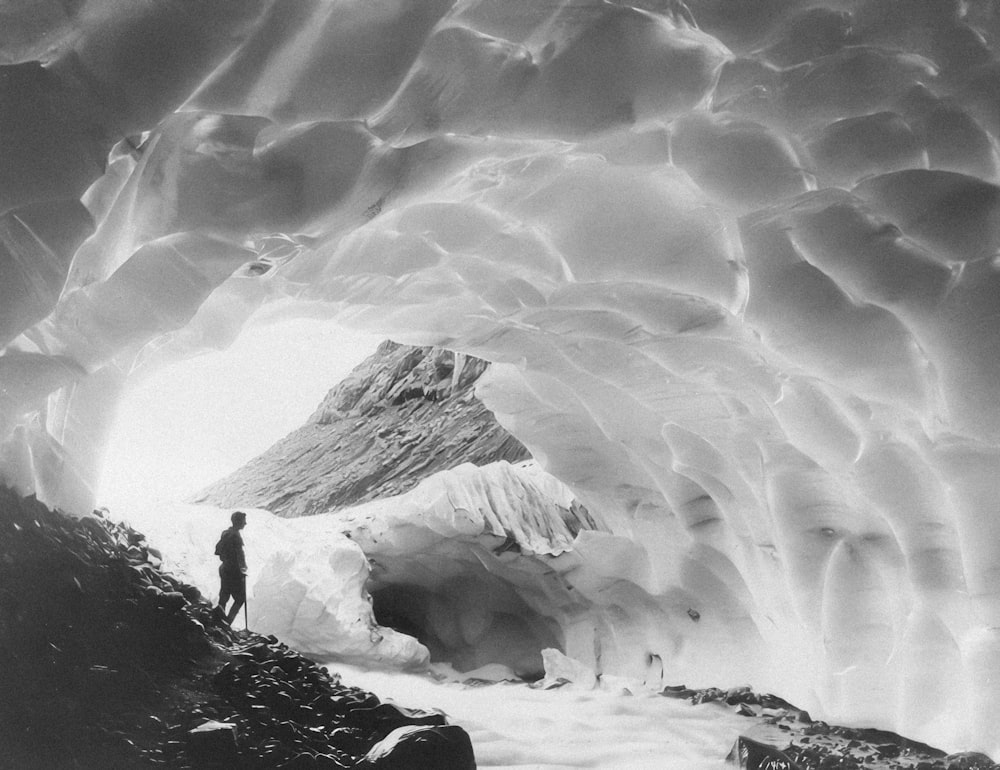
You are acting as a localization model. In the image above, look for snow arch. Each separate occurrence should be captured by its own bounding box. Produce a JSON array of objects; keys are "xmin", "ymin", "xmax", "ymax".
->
[{"xmin": 3, "ymin": 0, "xmax": 1000, "ymax": 754}]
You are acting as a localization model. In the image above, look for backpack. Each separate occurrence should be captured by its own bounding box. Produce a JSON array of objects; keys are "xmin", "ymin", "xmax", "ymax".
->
[{"xmin": 215, "ymin": 530, "xmax": 230, "ymax": 560}]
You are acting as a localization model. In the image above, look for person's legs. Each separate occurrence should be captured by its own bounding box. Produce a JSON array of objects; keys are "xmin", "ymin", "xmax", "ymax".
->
[
  {"xmin": 218, "ymin": 566, "xmax": 235, "ymax": 621},
  {"xmin": 225, "ymin": 575, "xmax": 246, "ymax": 624},
  {"xmin": 225, "ymin": 597, "xmax": 245, "ymax": 625}
]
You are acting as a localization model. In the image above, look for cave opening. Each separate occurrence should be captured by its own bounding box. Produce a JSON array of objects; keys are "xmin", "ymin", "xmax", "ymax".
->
[
  {"xmin": 368, "ymin": 571, "xmax": 563, "ymax": 681},
  {"xmin": 95, "ymin": 318, "xmax": 383, "ymax": 512}
]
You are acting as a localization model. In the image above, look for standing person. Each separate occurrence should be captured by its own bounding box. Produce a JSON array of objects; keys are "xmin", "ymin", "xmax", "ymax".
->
[{"xmin": 215, "ymin": 511, "xmax": 248, "ymax": 625}]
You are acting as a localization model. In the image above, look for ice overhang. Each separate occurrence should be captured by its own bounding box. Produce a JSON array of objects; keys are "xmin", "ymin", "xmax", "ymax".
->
[{"xmin": 2, "ymin": 0, "xmax": 1000, "ymax": 754}]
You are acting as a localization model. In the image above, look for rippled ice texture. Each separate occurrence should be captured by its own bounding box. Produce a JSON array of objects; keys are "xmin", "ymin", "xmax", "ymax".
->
[{"xmin": 3, "ymin": 0, "xmax": 1000, "ymax": 755}]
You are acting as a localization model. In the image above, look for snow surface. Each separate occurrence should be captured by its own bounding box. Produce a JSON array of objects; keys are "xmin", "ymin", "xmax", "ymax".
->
[
  {"xmin": 4, "ymin": 0, "xmax": 1000, "ymax": 757},
  {"xmin": 332, "ymin": 664, "xmax": 748, "ymax": 770}
]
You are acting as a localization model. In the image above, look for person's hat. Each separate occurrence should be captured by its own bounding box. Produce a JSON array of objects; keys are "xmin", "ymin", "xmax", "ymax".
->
[{"xmin": 231, "ymin": 511, "xmax": 247, "ymax": 524}]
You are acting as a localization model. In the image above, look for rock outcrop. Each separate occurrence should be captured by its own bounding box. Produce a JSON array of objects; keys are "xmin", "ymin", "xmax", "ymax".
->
[{"xmin": 190, "ymin": 342, "xmax": 529, "ymax": 517}]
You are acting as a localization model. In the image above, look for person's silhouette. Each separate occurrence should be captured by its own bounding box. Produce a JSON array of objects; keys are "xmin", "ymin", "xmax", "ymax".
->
[{"xmin": 214, "ymin": 511, "xmax": 247, "ymax": 625}]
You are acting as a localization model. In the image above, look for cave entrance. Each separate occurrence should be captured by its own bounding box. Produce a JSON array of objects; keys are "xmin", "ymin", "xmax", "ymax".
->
[
  {"xmin": 96, "ymin": 318, "xmax": 383, "ymax": 512},
  {"xmin": 369, "ymin": 571, "xmax": 562, "ymax": 680}
]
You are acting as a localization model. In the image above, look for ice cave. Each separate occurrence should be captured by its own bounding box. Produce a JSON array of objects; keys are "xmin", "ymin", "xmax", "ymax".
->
[{"xmin": 3, "ymin": 0, "xmax": 1000, "ymax": 764}]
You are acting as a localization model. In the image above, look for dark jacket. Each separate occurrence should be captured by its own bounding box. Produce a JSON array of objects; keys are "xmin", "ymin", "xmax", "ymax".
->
[{"xmin": 215, "ymin": 527, "xmax": 246, "ymax": 572}]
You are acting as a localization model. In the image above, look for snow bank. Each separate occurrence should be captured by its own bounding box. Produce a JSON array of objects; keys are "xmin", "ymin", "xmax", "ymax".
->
[{"xmin": 116, "ymin": 504, "xmax": 427, "ymax": 668}]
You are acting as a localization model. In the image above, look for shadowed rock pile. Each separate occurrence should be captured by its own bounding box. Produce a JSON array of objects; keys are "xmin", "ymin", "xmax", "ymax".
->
[
  {"xmin": 662, "ymin": 685, "xmax": 996, "ymax": 770},
  {"xmin": 0, "ymin": 487, "xmax": 475, "ymax": 769},
  {"xmin": 191, "ymin": 342, "xmax": 530, "ymax": 517},
  {"xmin": 161, "ymin": 634, "xmax": 474, "ymax": 769}
]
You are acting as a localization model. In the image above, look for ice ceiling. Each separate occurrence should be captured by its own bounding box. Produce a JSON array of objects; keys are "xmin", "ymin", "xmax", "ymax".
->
[{"xmin": 2, "ymin": 0, "xmax": 1000, "ymax": 754}]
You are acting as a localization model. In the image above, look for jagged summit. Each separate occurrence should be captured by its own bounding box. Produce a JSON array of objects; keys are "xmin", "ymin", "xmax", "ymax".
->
[{"xmin": 190, "ymin": 342, "xmax": 529, "ymax": 517}]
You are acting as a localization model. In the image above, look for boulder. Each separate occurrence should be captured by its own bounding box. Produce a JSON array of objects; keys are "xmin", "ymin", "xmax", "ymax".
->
[
  {"xmin": 727, "ymin": 736, "xmax": 801, "ymax": 769},
  {"xmin": 360, "ymin": 724, "xmax": 476, "ymax": 769},
  {"xmin": 187, "ymin": 720, "xmax": 238, "ymax": 763},
  {"xmin": 156, "ymin": 591, "xmax": 187, "ymax": 611},
  {"xmin": 944, "ymin": 752, "xmax": 998, "ymax": 770}
]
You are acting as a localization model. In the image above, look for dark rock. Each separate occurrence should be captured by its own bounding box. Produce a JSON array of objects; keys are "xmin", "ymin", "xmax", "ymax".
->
[
  {"xmin": 179, "ymin": 583, "xmax": 202, "ymax": 603},
  {"xmin": 329, "ymin": 727, "xmax": 369, "ymax": 754},
  {"xmin": 726, "ymin": 686, "xmax": 757, "ymax": 705},
  {"xmin": 727, "ymin": 736, "xmax": 801, "ymax": 769},
  {"xmin": 350, "ymin": 701, "xmax": 447, "ymax": 732},
  {"xmin": 758, "ymin": 693, "xmax": 800, "ymax": 711},
  {"xmin": 187, "ymin": 720, "xmax": 238, "ymax": 763},
  {"xmin": 282, "ymin": 752, "xmax": 321, "ymax": 769},
  {"xmin": 157, "ymin": 591, "xmax": 187, "ymax": 611},
  {"xmin": 841, "ymin": 726, "xmax": 945, "ymax": 757},
  {"xmin": 360, "ymin": 724, "xmax": 476, "ymax": 770},
  {"xmin": 313, "ymin": 752, "xmax": 351, "ymax": 769},
  {"xmin": 945, "ymin": 752, "xmax": 998, "ymax": 770},
  {"xmin": 875, "ymin": 742, "xmax": 901, "ymax": 758}
]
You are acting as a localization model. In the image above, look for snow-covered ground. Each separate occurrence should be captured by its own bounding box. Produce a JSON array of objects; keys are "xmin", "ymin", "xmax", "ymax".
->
[{"xmin": 332, "ymin": 665, "xmax": 747, "ymax": 770}]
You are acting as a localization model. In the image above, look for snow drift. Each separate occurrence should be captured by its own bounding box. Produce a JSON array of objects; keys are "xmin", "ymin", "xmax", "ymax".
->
[{"xmin": 3, "ymin": 0, "xmax": 1000, "ymax": 755}]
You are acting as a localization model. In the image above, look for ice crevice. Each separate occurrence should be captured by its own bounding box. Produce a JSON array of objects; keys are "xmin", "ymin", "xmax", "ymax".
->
[{"xmin": 3, "ymin": 0, "xmax": 1000, "ymax": 756}]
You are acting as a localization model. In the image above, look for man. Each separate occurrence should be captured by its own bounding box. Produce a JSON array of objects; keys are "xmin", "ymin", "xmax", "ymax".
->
[{"xmin": 215, "ymin": 510, "xmax": 248, "ymax": 625}]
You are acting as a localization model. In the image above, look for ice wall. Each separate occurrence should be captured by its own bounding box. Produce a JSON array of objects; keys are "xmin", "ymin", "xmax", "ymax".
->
[
  {"xmin": 2, "ymin": 0, "xmax": 1000, "ymax": 754},
  {"xmin": 127, "ymin": 461, "xmax": 602, "ymax": 677},
  {"xmin": 125, "ymin": 502, "xmax": 430, "ymax": 668}
]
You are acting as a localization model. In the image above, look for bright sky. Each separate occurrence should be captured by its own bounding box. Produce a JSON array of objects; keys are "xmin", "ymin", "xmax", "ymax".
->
[{"xmin": 97, "ymin": 319, "xmax": 383, "ymax": 513}]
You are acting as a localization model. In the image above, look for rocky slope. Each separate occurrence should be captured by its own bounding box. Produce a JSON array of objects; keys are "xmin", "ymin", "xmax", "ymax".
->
[
  {"xmin": 663, "ymin": 685, "xmax": 993, "ymax": 770},
  {"xmin": 0, "ymin": 487, "xmax": 474, "ymax": 769},
  {"xmin": 191, "ymin": 342, "xmax": 529, "ymax": 517}
]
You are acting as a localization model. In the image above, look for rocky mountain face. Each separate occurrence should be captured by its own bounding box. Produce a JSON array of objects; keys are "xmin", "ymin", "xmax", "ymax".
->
[{"xmin": 190, "ymin": 342, "xmax": 529, "ymax": 517}]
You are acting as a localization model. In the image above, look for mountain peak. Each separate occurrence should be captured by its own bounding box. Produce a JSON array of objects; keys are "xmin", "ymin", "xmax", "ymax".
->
[{"xmin": 190, "ymin": 343, "xmax": 529, "ymax": 517}]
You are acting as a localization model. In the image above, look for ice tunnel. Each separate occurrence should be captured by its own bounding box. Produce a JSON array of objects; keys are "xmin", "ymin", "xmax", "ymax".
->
[{"xmin": 3, "ymin": 0, "xmax": 1000, "ymax": 755}]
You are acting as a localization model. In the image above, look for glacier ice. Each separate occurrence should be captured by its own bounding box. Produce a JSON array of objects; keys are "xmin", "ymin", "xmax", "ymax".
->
[
  {"xmin": 126, "ymin": 461, "xmax": 598, "ymax": 674},
  {"xmin": 135, "ymin": 460, "xmax": 754, "ymax": 693},
  {"xmin": 3, "ymin": 0, "xmax": 1000, "ymax": 755}
]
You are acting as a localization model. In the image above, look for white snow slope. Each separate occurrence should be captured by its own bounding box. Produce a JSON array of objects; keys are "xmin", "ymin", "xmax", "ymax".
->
[{"xmin": 4, "ymin": 0, "xmax": 1000, "ymax": 756}]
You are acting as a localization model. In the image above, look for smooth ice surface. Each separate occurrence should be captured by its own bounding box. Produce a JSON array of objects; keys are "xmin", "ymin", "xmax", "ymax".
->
[{"xmin": 4, "ymin": 0, "xmax": 1000, "ymax": 756}]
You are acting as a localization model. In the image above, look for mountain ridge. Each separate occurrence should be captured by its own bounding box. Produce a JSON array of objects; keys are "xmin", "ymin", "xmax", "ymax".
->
[{"xmin": 190, "ymin": 341, "xmax": 530, "ymax": 517}]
